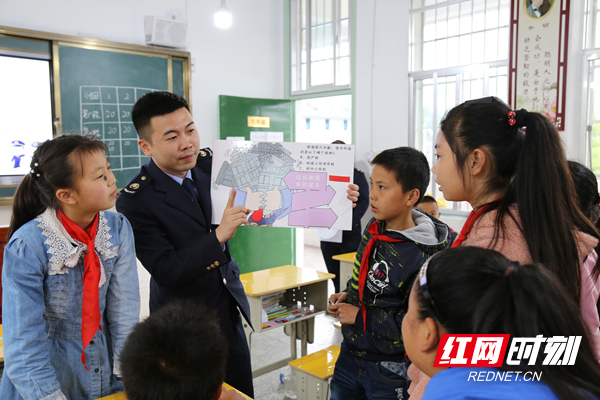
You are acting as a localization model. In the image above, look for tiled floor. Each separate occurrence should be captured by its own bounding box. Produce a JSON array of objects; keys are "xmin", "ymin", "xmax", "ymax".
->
[{"xmin": 251, "ymin": 244, "xmax": 342, "ymax": 400}]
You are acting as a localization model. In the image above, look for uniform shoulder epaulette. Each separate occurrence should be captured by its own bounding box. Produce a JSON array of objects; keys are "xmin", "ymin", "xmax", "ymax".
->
[
  {"xmin": 120, "ymin": 170, "xmax": 152, "ymax": 196},
  {"xmin": 198, "ymin": 147, "xmax": 213, "ymax": 158}
]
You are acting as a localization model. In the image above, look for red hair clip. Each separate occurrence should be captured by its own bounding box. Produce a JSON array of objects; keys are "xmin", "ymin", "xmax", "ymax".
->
[{"xmin": 508, "ymin": 111, "xmax": 516, "ymax": 126}]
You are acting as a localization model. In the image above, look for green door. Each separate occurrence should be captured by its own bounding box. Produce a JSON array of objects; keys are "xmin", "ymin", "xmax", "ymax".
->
[{"xmin": 218, "ymin": 95, "xmax": 295, "ymax": 273}]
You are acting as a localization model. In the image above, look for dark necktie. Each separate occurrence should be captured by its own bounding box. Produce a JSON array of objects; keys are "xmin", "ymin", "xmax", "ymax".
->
[{"xmin": 182, "ymin": 177, "xmax": 200, "ymax": 202}]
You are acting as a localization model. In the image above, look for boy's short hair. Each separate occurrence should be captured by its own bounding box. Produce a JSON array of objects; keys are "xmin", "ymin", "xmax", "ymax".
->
[
  {"xmin": 417, "ymin": 195, "xmax": 438, "ymax": 206},
  {"xmin": 371, "ymin": 147, "xmax": 430, "ymax": 203},
  {"xmin": 120, "ymin": 301, "xmax": 228, "ymax": 400},
  {"xmin": 132, "ymin": 91, "xmax": 190, "ymax": 142}
]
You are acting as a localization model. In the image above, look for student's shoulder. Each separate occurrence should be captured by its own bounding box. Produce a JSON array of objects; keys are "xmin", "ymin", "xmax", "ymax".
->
[
  {"xmin": 100, "ymin": 209, "xmax": 130, "ymax": 228},
  {"xmin": 7, "ymin": 211, "xmax": 54, "ymax": 253},
  {"xmin": 9, "ymin": 218, "xmax": 44, "ymax": 244}
]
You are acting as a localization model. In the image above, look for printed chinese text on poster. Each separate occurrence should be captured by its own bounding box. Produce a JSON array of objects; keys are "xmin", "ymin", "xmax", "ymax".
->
[{"xmin": 210, "ymin": 140, "xmax": 355, "ymax": 230}]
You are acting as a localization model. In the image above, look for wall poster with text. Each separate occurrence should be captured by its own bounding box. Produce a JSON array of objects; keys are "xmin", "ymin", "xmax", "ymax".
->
[{"xmin": 509, "ymin": 0, "xmax": 570, "ymax": 130}]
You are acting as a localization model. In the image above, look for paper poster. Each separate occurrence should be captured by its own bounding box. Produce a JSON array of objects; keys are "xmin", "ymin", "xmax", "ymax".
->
[
  {"xmin": 211, "ymin": 140, "xmax": 355, "ymax": 230},
  {"xmin": 509, "ymin": 0, "xmax": 570, "ymax": 130}
]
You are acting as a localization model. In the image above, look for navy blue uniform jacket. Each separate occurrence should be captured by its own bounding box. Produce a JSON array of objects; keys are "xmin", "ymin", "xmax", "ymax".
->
[{"xmin": 115, "ymin": 150, "xmax": 252, "ymax": 325}]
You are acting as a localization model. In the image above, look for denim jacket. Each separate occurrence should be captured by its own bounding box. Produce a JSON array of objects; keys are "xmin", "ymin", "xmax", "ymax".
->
[{"xmin": 0, "ymin": 209, "xmax": 140, "ymax": 400}]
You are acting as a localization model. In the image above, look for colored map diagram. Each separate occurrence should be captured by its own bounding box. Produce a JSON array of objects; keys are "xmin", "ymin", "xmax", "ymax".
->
[{"xmin": 211, "ymin": 140, "xmax": 354, "ymax": 230}]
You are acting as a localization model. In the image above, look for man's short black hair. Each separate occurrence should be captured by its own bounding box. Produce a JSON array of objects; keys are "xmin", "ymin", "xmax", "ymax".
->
[
  {"xmin": 371, "ymin": 147, "xmax": 430, "ymax": 203},
  {"xmin": 120, "ymin": 301, "xmax": 228, "ymax": 400},
  {"xmin": 131, "ymin": 91, "xmax": 190, "ymax": 142},
  {"xmin": 417, "ymin": 195, "xmax": 438, "ymax": 205}
]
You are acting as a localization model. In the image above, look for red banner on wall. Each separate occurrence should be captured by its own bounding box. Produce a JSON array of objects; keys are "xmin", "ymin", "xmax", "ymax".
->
[{"xmin": 508, "ymin": 0, "xmax": 570, "ymax": 130}]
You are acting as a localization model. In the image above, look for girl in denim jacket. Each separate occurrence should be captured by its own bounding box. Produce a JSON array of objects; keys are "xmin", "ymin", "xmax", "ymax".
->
[{"xmin": 0, "ymin": 135, "xmax": 140, "ymax": 400}]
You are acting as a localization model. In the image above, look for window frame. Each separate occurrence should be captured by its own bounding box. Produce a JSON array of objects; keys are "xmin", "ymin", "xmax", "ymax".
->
[
  {"xmin": 289, "ymin": 0, "xmax": 353, "ymax": 97},
  {"xmin": 408, "ymin": 0, "xmax": 510, "ymax": 211}
]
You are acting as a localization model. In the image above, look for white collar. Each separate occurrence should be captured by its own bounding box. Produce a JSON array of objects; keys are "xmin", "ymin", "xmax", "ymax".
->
[
  {"xmin": 163, "ymin": 169, "xmax": 193, "ymax": 185},
  {"xmin": 36, "ymin": 208, "xmax": 118, "ymax": 287}
]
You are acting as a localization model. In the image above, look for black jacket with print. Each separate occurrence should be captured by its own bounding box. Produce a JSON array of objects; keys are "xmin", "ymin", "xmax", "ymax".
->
[{"xmin": 341, "ymin": 209, "xmax": 451, "ymax": 361}]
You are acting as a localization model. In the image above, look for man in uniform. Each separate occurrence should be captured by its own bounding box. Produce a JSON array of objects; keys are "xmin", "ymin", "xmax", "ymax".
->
[{"xmin": 117, "ymin": 91, "xmax": 360, "ymax": 397}]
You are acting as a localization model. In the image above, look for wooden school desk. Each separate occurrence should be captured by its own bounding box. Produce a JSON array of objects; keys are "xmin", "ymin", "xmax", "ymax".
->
[
  {"xmin": 94, "ymin": 383, "xmax": 253, "ymax": 400},
  {"xmin": 332, "ymin": 252, "xmax": 356, "ymax": 290},
  {"xmin": 240, "ymin": 265, "xmax": 334, "ymax": 378}
]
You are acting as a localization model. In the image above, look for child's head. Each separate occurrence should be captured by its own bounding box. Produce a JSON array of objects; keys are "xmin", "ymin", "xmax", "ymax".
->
[
  {"xmin": 369, "ymin": 147, "xmax": 429, "ymax": 227},
  {"xmin": 432, "ymin": 96, "xmax": 598, "ymax": 303},
  {"xmin": 9, "ymin": 135, "xmax": 111, "ymax": 239},
  {"xmin": 416, "ymin": 195, "xmax": 440, "ymax": 219},
  {"xmin": 568, "ymin": 161, "xmax": 600, "ymax": 224},
  {"xmin": 401, "ymin": 247, "xmax": 600, "ymax": 400},
  {"xmin": 132, "ymin": 91, "xmax": 190, "ymax": 143},
  {"xmin": 432, "ymin": 96, "xmax": 526, "ymax": 204},
  {"xmin": 120, "ymin": 301, "xmax": 228, "ymax": 400}
]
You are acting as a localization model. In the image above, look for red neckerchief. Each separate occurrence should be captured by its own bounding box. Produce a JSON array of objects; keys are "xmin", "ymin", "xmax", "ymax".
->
[
  {"xmin": 57, "ymin": 209, "xmax": 102, "ymax": 371},
  {"xmin": 451, "ymin": 199, "xmax": 501, "ymax": 248},
  {"xmin": 358, "ymin": 221, "xmax": 404, "ymax": 330}
]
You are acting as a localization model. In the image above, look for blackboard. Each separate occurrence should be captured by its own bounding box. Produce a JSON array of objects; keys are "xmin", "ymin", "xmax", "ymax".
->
[
  {"xmin": 58, "ymin": 44, "xmax": 186, "ymax": 188},
  {"xmin": 0, "ymin": 28, "xmax": 190, "ymax": 197}
]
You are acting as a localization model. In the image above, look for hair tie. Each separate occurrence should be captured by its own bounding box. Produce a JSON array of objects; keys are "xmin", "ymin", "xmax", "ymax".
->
[
  {"xmin": 505, "ymin": 261, "xmax": 520, "ymax": 276},
  {"xmin": 30, "ymin": 162, "xmax": 42, "ymax": 179},
  {"xmin": 508, "ymin": 109, "xmax": 528, "ymax": 128}
]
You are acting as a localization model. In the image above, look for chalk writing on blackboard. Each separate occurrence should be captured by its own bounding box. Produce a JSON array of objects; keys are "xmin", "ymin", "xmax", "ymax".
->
[{"xmin": 80, "ymin": 86, "xmax": 154, "ymax": 174}]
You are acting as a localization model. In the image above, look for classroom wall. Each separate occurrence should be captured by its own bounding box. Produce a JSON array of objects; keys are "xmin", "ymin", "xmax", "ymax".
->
[
  {"xmin": 0, "ymin": 0, "xmax": 284, "ymax": 225},
  {"xmin": 0, "ymin": 0, "xmax": 284, "ymax": 157}
]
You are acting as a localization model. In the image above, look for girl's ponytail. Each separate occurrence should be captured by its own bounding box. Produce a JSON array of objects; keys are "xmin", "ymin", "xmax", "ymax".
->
[
  {"xmin": 440, "ymin": 97, "xmax": 600, "ymax": 302},
  {"xmin": 8, "ymin": 170, "xmax": 46, "ymax": 240},
  {"xmin": 512, "ymin": 112, "xmax": 599, "ymax": 301},
  {"xmin": 482, "ymin": 262, "xmax": 600, "ymax": 400}
]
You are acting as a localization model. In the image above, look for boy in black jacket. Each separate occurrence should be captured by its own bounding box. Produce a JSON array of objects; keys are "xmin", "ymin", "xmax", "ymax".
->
[{"xmin": 328, "ymin": 147, "xmax": 451, "ymax": 400}]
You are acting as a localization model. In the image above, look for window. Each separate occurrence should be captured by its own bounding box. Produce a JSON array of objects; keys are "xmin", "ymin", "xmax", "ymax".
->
[
  {"xmin": 409, "ymin": 0, "xmax": 510, "ymax": 211},
  {"xmin": 290, "ymin": 0, "xmax": 351, "ymax": 95},
  {"xmin": 583, "ymin": 0, "xmax": 600, "ymax": 175},
  {"xmin": 295, "ymin": 94, "xmax": 352, "ymax": 144}
]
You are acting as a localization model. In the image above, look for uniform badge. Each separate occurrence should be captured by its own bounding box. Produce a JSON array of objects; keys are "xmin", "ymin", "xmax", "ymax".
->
[{"xmin": 130, "ymin": 183, "xmax": 140, "ymax": 189}]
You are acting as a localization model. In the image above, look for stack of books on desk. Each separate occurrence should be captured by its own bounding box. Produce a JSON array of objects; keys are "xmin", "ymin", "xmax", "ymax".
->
[
  {"xmin": 272, "ymin": 308, "xmax": 319, "ymax": 323},
  {"xmin": 262, "ymin": 291, "xmax": 287, "ymax": 320}
]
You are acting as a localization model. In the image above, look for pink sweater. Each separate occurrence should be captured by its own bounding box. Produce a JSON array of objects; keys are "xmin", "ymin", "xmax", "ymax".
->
[
  {"xmin": 463, "ymin": 208, "xmax": 600, "ymax": 359},
  {"xmin": 407, "ymin": 208, "xmax": 600, "ymax": 400}
]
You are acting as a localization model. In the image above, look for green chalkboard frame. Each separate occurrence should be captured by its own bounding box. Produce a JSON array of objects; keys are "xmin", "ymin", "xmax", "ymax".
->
[{"xmin": 0, "ymin": 25, "xmax": 191, "ymax": 201}]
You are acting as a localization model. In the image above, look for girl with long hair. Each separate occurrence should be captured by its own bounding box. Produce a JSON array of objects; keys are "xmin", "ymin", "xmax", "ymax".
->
[{"xmin": 1, "ymin": 135, "xmax": 140, "ymax": 400}]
